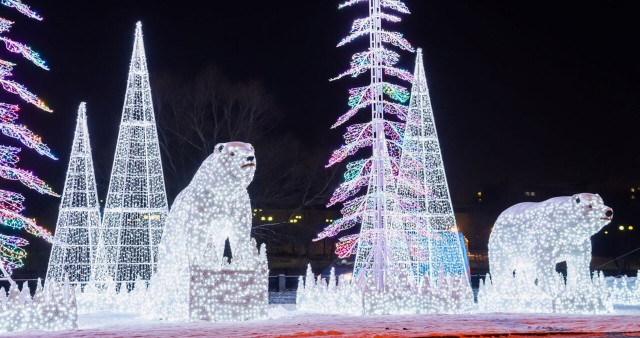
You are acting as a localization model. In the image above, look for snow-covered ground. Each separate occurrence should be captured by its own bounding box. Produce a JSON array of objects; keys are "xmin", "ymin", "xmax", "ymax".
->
[{"xmin": 6, "ymin": 305, "xmax": 640, "ymax": 337}]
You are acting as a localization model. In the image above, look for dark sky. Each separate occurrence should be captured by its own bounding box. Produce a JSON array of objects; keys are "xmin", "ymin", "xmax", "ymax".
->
[{"xmin": 3, "ymin": 1, "xmax": 640, "ymax": 253}]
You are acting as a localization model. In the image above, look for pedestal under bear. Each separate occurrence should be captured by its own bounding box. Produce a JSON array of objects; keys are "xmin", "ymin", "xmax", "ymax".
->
[
  {"xmin": 148, "ymin": 142, "xmax": 266, "ymax": 321},
  {"xmin": 482, "ymin": 193, "xmax": 613, "ymax": 313}
]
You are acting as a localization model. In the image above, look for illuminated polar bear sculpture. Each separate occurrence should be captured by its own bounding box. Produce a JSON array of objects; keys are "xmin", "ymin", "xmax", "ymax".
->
[
  {"xmin": 148, "ymin": 142, "xmax": 257, "ymax": 321},
  {"xmin": 488, "ymin": 193, "xmax": 612, "ymax": 290}
]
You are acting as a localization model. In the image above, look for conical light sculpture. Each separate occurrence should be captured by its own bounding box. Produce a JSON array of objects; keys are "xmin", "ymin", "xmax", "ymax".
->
[
  {"xmin": 46, "ymin": 102, "xmax": 101, "ymax": 283},
  {"xmin": 98, "ymin": 22, "xmax": 168, "ymax": 284},
  {"xmin": 397, "ymin": 49, "xmax": 469, "ymax": 284}
]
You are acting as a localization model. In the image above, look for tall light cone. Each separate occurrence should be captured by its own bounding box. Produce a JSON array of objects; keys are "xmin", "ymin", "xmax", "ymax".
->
[
  {"xmin": 46, "ymin": 102, "xmax": 101, "ymax": 284},
  {"xmin": 397, "ymin": 48, "xmax": 469, "ymax": 284},
  {"xmin": 99, "ymin": 22, "xmax": 169, "ymax": 284}
]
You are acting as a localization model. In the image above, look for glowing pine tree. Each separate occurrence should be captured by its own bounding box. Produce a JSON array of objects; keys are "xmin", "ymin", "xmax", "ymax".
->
[
  {"xmin": 0, "ymin": 0, "xmax": 58, "ymax": 279},
  {"xmin": 314, "ymin": 0, "xmax": 415, "ymax": 288},
  {"xmin": 396, "ymin": 49, "xmax": 469, "ymax": 285},
  {"xmin": 99, "ymin": 22, "xmax": 168, "ymax": 284},
  {"xmin": 47, "ymin": 103, "xmax": 101, "ymax": 284}
]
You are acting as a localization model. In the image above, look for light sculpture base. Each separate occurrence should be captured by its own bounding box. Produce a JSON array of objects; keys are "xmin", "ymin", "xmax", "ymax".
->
[
  {"xmin": 607, "ymin": 273, "xmax": 640, "ymax": 306},
  {"xmin": 75, "ymin": 278, "xmax": 148, "ymax": 314},
  {"xmin": 0, "ymin": 279, "xmax": 77, "ymax": 333},
  {"xmin": 478, "ymin": 271, "xmax": 613, "ymax": 314},
  {"xmin": 296, "ymin": 265, "xmax": 473, "ymax": 315},
  {"xmin": 189, "ymin": 243, "xmax": 268, "ymax": 322}
]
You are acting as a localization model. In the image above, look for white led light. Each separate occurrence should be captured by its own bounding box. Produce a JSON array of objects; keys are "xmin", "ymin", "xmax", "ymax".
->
[
  {"xmin": 0, "ymin": 278, "xmax": 77, "ymax": 333},
  {"xmin": 480, "ymin": 193, "xmax": 614, "ymax": 314},
  {"xmin": 46, "ymin": 103, "xmax": 101, "ymax": 284},
  {"xmin": 607, "ymin": 273, "xmax": 640, "ymax": 305},
  {"xmin": 97, "ymin": 22, "xmax": 169, "ymax": 285},
  {"xmin": 396, "ymin": 48, "xmax": 469, "ymax": 286},
  {"xmin": 146, "ymin": 142, "xmax": 267, "ymax": 322},
  {"xmin": 297, "ymin": 264, "xmax": 473, "ymax": 315},
  {"xmin": 188, "ymin": 241, "xmax": 268, "ymax": 322}
]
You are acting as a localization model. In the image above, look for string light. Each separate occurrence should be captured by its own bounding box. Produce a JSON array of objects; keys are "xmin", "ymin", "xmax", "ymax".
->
[
  {"xmin": 147, "ymin": 142, "xmax": 267, "ymax": 322},
  {"xmin": 0, "ymin": 0, "xmax": 43, "ymax": 21},
  {"xmin": 483, "ymin": 193, "xmax": 614, "ymax": 313},
  {"xmin": 297, "ymin": 265, "xmax": 473, "ymax": 315},
  {"xmin": 47, "ymin": 103, "xmax": 102, "ymax": 284},
  {"xmin": 0, "ymin": 18, "xmax": 13, "ymax": 33},
  {"xmin": 478, "ymin": 270, "xmax": 613, "ymax": 314},
  {"xmin": 0, "ymin": 0, "xmax": 56, "ymax": 279},
  {"xmin": 0, "ymin": 278, "xmax": 77, "ymax": 333},
  {"xmin": 188, "ymin": 242, "xmax": 268, "ymax": 322},
  {"xmin": 98, "ymin": 22, "xmax": 169, "ymax": 285},
  {"xmin": 0, "ymin": 36, "xmax": 48, "ymax": 70},
  {"xmin": 608, "ymin": 273, "xmax": 640, "ymax": 305},
  {"xmin": 1, "ymin": 104, "xmax": 55, "ymax": 158},
  {"xmin": 0, "ymin": 60, "xmax": 51, "ymax": 112},
  {"xmin": 314, "ymin": 0, "xmax": 421, "ymax": 313},
  {"xmin": 395, "ymin": 49, "xmax": 470, "ymax": 286}
]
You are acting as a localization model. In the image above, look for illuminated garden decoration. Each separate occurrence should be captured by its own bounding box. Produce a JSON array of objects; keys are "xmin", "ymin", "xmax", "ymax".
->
[
  {"xmin": 148, "ymin": 142, "xmax": 266, "ymax": 322},
  {"xmin": 0, "ymin": 0, "xmax": 58, "ymax": 279},
  {"xmin": 314, "ymin": 0, "xmax": 416, "ymax": 289},
  {"xmin": 480, "ymin": 193, "xmax": 614, "ymax": 313},
  {"xmin": 297, "ymin": 264, "xmax": 473, "ymax": 315},
  {"xmin": 47, "ymin": 103, "xmax": 101, "ymax": 284},
  {"xmin": 0, "ymin": 278, "xmax": 78, "ymax": 333},
  {"xmin": 607, "ymin": 273, "xmax": 640, "ymax": 306},
  {"xmin": 396, "ymin": 49, "xmax": 469, "ymax": 285},
  {"xmin": 99, "ymin": 22, "xmax": 168, "ymax": 285}
]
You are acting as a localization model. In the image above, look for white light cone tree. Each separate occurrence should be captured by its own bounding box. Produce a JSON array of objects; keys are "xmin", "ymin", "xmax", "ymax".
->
[
  {"xmin": 315, "ymin": 0, "xmax": 415, "ymax": 290},
  {"xmin": 99, "ymin": 22, "xmax": 168, "ymax": 284},
  {"xmin": 46, "ymin": 103, "xmax": 101, "ymax": 284},
  {"xmin": 396, "ymin": 49, "xmax": 469, "ymax": 284}
]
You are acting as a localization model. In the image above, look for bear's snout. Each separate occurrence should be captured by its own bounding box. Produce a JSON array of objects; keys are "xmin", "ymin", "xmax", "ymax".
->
[
  {"xmin": 247, "ymin": 156, "xmax": 255, "ymax": 162},
  {"xmin": 603, "ymin": 208, "xmax": 613, "ymax": 219}
]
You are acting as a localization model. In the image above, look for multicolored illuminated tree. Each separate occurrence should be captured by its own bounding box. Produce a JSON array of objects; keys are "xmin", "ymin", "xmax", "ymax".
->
[
  {"xmin": 47, "ymin": 103, "xmax": 101, "ymax": 284},
  {"xmin": 314, "ymin": 0, "xmax": 415, "ymax": 289},
  {"xmin": 99, "ymin": 22, "xmax": 168, "ymax": 284},
  {"xmin": 0, "ymin": 0, "xmax": 57, "ymax": 279},
  {"xmin": 396, "ymin": 49, "xmax": 469, "ymax": 284}
]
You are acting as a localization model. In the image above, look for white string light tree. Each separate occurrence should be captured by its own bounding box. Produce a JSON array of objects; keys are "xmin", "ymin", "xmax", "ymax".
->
[
  {"xmin": 99, "ymin": 22, "xmax": 168, "ymax": 286},
  {"xmin": 396, "ymin": 49, "xmax": 469, "ymax": 286},
  {"xmin": 47, "ymin": 103, "xmax": 101, "ymax": 284},
  {"xmin": 311, "ymin": 0, "xmax": 418, "ymax": 313}
]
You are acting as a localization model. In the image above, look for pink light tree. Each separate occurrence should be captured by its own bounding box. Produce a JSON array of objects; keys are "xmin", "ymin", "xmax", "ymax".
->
[
  {"xmin": 314, "ymin": 0, "xmax": 416, "ymax": 289},
  {"xmin": 0, "ymin": 0, "xmax": 58, "ymax": 280}
]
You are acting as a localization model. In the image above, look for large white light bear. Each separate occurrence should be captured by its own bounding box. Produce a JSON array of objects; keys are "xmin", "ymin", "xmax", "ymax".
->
[
  {"xmin": 488, "ymin": 193, "xmax": 612, "ymax": 290},
  {"xmin": 148, "ymin": 142, "xmax": 256, "ymax": 321}
]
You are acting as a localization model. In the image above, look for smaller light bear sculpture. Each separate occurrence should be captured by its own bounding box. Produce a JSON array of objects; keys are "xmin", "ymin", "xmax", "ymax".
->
[
  {"xmin": 148, "ymin": 142, "xmax": 257, "ymax": 321},
  {"xmin": 488, "ymin": 193, "xmax": 612, "ymax": 291}
]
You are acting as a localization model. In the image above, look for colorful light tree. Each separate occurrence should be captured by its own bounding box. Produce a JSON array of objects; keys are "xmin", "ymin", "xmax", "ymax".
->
[
  {"xmin": 46, "ymin": 103, "xmax": 101, "ymax": 284},
  {"xmin": 0, "ymin": 0, "xmax": 57, "ymax": 279},
  {"xmin": 396, "ymin": 49, "xmax": 469, "ymax": 284},
  {"xmin": 314, "ymin": 0, "xmax": 415, "ymax": 289},
  {"xmin": 98, "ymin": 22, "xmax": 168, "ymax": 284}
]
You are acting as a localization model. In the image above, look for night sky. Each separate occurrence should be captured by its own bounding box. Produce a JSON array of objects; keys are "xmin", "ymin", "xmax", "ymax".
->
[{"xmin": 3, "ymin": 1, "xmax": 640, "ymax": 274}]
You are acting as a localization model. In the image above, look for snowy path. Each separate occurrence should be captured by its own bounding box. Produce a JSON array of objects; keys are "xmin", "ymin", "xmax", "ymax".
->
[{"xmin": 7, "ymin": 306, "xmax": 640, "ymax": 337}]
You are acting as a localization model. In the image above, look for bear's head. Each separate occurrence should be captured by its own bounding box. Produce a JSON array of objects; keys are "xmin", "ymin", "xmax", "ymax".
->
[
  {"xmin": 212, "ymin": 142, "xmax": 256, "ymax": 188},
  {"xmin": 569, "ymin": 193, "xmax": 613, "ymax": 237}
]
